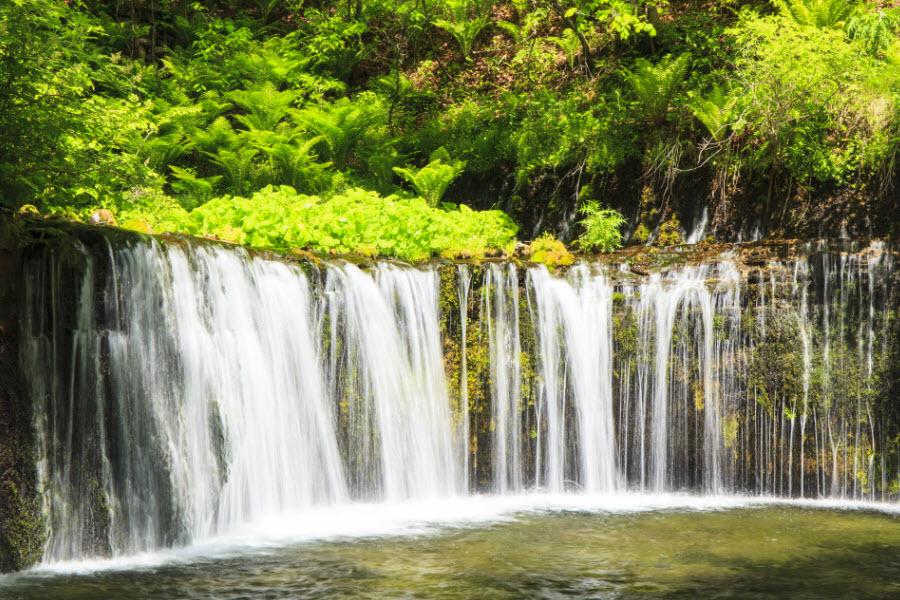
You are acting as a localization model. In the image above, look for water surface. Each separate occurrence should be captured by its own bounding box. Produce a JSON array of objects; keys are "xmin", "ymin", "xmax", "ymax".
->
[{"xmin": 4, "ymin": 500, "xmax": 898, "ymax": 599}]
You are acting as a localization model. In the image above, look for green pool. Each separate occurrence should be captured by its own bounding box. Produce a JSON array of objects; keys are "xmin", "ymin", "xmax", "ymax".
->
[{"xmin": 3, "ymin": 496, "xmax": 898, "ymax": 599}]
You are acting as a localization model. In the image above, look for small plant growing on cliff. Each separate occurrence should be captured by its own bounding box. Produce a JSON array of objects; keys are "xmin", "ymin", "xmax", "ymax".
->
[
  {"xmin": 655, "ymin": 213, "xmax": 684, "ymax": 246},
  {"xmin": 529, "ymin": 232, "xmax": 574, "ymax": 267},
  {"xmin": 576, "ymin": 202, "xmax": 625, "ymax": 253}
]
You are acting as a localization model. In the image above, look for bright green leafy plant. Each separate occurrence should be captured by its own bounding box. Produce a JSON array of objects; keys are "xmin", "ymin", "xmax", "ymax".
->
[
  {"xmin": 393, "ymin": 149, "xmax": 466, "ymax": 207},
  {"xmin": 773, "ymin": 0, "xmax": 858, "ymax": 29},
  {"xmin": 624, "ymin": 53, "xmax": 692, "ymax": 124},
  {"xmin": 1, "ymin": 0, "xmax": 897, "ymax": 252},
  {"xmin": 575, "ymin": 201, "xmax": 626, "ymax": 253},
  {"xmin": 529, "ymin": 233, "xmax": 575, "ymax": 266},
  {"xmin": 132, "ymin": 185, "xmax": 519, "ymax": 261}
]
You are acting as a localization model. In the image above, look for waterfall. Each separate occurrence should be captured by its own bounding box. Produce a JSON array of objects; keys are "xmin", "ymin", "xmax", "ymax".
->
[
  {"xmin": 457, "ymin": 265, "xmax": 472, "ymax": 493},
  {"xmin": 482, "ymin": 263, "xmax": 523, "ymax": 494},
  {"xmin": 324, "ymin": 263, "xmax": 457, "ymax": 501},
  {"xmin": 22, "ymin": 242, "xmax": 457, "ymax": 562},
  {"xmin": 18, "ymin": 232, "xmax": 899, "ymax": 564},
  {"xmin": 528, "ymin": 265, "xmax": 618, "ymax": 493}
]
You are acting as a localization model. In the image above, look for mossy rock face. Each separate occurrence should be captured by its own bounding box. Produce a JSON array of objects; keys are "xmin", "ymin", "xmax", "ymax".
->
[
  {"xmin": 438, "ymin": 263, "xmax": 464, "ymax": 421},
  {"xmin": 0, "ymin": 211, "xmax": 46, "ymax": 572},
  {"xmin": 0, "ymin": 480, "xmax": 44, "ymax": 571}
]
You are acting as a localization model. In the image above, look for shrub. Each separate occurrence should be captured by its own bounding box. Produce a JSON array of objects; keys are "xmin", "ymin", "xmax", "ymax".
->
[
  {"xmin": 656, "ymin": 214, "xmax": 685, "ymax": 246},
  {"xmin": 529, "ymin": 233, "xmax": 575, "ymax": 267},
  {"xmin": 729, "ymin": 13, "xmax": 898, "ymax": 184},
  {"xmin": 575, "ymin": 201, "xmax": 626, "ymax": 253}
]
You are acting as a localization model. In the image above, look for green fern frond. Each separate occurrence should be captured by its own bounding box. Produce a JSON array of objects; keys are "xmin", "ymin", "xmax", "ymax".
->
[
  {"xmin": 689, "ymin": 84, "xmax": 738, "ymax": 141},
  {"xmin": 206, "ymin": 146, "xmax": 260, "ymax": 196},
  {"xmin": 497, "ymin": 8, "xmax": 546, "ymax": 45},
  {"xmin": 434, "ymin": 16, "xmax": 490, "ymax": 60},
  {"xmin": 773, "ymin": 0, "xmax": 858, "ymax": 28},
  {"xmin": 169, "ymin": 165, "xmax": 221, "ymax": 208},
  {"xmin": 265, "ymin": 135, "xmax": 329, "ymax": 192},
  {"xmin": 549, "ymin": 29, "xmax": 582, "ymax": 70},
  {"xmin": 624, "ymin": 53, "xmax": 692, "ymax": 123},
  {"xmin": 191, "ymin": 116, "xmax": 238, "ymax": 153},
  {"xmin": 141, "ymin": 132, "xmax": 193, "ymax": 171},
  {"xmin": 227, "ymin": 82, "xmax": 298, "ymax": 131},
  {"xmin": 294, "ymin": 97, "xmax": 381, "ymax": 170},
  {"xmin": 393, "ymin": 150, "xmax": 466, "ymax": 207}
]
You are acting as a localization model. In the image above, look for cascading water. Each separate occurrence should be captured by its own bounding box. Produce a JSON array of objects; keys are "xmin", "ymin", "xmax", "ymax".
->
[
  {"xmin": 605, "ymin": 263, "xmax": 735, "ymax": 494},
  {"xmin": 456, "ymin": 265, "xmax": 472, "ymax": 493},
  {"xmin": 22, "ymin": 242, "xmax": 458, "ymax": 561},
  {"xmin": 18, "ymin": 232, "xmax": 899, "ymax": 565},
  {"xmin": 528, "ymin": 264, "xmax": 619, "ymax": 493},
  {"xmin": 323, "ymin": 263, "xmax": 458, "ymax": 501},
  {"xmin": 24, "ymin": 242, "xmax": 343, "ymax": 560},
  {"xmin": 481, "ymin": 263, "xmax": 523, "ymax": 494}
]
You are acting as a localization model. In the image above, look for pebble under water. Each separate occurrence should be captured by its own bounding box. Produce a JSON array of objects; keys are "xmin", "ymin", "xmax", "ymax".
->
[{"xmin": 2, "ymin": 502, "xmax": 898, "ymax": 599}]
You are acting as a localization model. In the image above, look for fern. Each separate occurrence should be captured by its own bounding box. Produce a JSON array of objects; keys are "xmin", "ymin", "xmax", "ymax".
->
[
  {"xmin": 496, "ymin": 20, "xmax": 525, "ymax": 44},
  {"xmin": 497, "ymin": 8, "xmax": 546, "ymax": 45},
  {"xmin": 197, "ymin": 91, "xmax": 232, "ymax": 120},
  {"xmin": 294, "ymin": 97, "xmax": 381, "ymax": 170},
  {"xmin": 207, "ymin": 146, "xmax": 260, "ymax": 196},
  {"xmin": 374, "ymin": 71, "xmax": 413, "ymax": 102},
  {"xmin": 266, "ymin": 136, "xmax": 331, "ymax": 192},
  {"xmin": 169, "ymin": 165, "xmax": 221, "ymax": 208},
  {"xmin": 141, "ymin": 132, "xmax": 193, "ymax": 171},
  {"xmin": 227, "ymin": 82, "xmax": 298, "ymax": 131},
  {"xmin": 549, "ymin": 29, "xmax": 582, "ymax": 70},
  {"xmin": 374, "ymin": 71, "xmax": 413, "ymax": 128},
  {"xmin": 624, "ymin": 53, "xmax": 692, "ymax": 123},
  {"xmin": 367, "ymin": 143, "xmax": 404, "ymax": 192},
  {"xmin": 576, "ymin": 201, "xmax": 626, "ymax": 253},
  {"xmin": 393, "ymin": 149, "xmax": 466, "ymax": 207},
  {"xmin": 434, "ymin": 16, "xmax": 490, "ymax": 60},
  {"xmin": 773, "ymin": 0, "xmax": 858, "ymax": 29},
  {"xmin": 191, "ymin": 116, "xmax": 238, "ymax": 154},
  {"xmin": 689, "ymin": 84, "xmax": 737, "ymax": 142}
]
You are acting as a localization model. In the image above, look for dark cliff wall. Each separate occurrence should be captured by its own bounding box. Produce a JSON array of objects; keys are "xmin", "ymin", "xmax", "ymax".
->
[{"xmin": 0, "ymin": 212, "xmax": 44, "ymax": 572}]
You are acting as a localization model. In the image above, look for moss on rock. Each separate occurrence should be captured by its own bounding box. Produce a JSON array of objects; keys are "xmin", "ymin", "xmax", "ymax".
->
[{"xmin": 0, "ymin": 211, "xmax": 46, "ymax": 572}]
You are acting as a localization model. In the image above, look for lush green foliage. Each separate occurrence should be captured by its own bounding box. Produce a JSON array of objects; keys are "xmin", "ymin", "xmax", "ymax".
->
[
  {"xmin": 178, "ymin": 185, "xmax": 517, "ymax": 260},
  {"xmin": 625, "ymin": 53, "xmax": 692, "ymax": 124},
  {"xmin": 434, "ymin": 15, "xmax": 490, "ymax": 60},
  {"xmin": 576, "ymin": 202, "xmax": 626, "ymax": 252},
  {"xmin": 729, "ymin": 12, "xmax": 898, "ymax": 184},
  {"xmin": 1, "ymin": 0, "xmax": 896, "ymax": 253}
]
